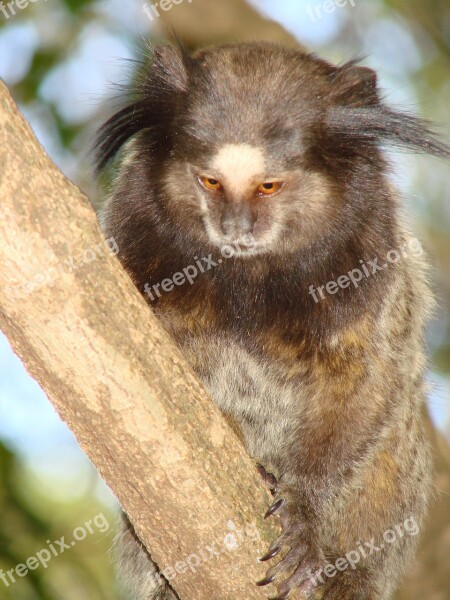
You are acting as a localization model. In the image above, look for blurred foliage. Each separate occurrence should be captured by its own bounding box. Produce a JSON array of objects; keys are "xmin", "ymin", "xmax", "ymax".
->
[
  {"xmin": 0, "ymin": 0, "xmax": 449, "ymax": 598},
  {"xmin": 0, "ymin": 440, "xmax": 119, "ymax": 599}
]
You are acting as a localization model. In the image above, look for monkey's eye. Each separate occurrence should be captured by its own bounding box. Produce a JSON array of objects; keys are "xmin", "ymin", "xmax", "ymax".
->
[
  {"xmin": 199, "ymin": 177, "xmax": 223, "ymax": 192},
  {"xmin": 257, "ymin": 182, "xmax": 284, "ymax": 196}
]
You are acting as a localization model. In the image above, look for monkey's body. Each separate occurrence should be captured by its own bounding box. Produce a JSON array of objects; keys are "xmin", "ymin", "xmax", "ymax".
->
[{"xmin": 95, "ymin": 42, "xmax": 446, "ymax": 599}]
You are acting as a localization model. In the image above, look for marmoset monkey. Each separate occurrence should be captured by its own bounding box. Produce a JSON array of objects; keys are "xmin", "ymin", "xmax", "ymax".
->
[{"xmin": 94, "ymin": 42, "xmax": 449, "ymax": 600}]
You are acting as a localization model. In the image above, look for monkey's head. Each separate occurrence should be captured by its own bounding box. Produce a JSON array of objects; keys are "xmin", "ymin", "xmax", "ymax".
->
[{"xmin": 95, "ymin": 42, "xmax": 449, "ymax": 260}]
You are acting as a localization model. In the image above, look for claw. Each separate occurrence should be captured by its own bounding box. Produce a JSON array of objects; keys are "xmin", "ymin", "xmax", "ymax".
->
[
  {"xmin": 256, "ymin": 464, "xmax": 278, "ymax": 490},
  {"xmin": 259, "ymin": 546, "xmax": 281, "ymax": 562},
  {"xmin": 256, "ymin": 575, "xmax": 275, "ymax": 587},
  {"xmin": 267, "ymin": 473, "xmax": 278, "ymax": 489},
  {"xmin": 265, "ymin": 498, "xmax": 285, "ymax": 519},
  {"xmin": 274, "ymin": 560, "xmax": 322, "ymax": 600}
]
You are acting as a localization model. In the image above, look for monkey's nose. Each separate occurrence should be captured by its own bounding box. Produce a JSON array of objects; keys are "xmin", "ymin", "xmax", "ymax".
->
[
  {"xmin": 221, "ymin": 217, "xmax": 254, "ymax": 237},
  {"xmin": 220, "ymin": 204, "xmax": 255, "ymax": 238}
]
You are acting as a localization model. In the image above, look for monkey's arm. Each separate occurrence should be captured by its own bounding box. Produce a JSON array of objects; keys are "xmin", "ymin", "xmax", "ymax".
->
[{"xmin": 260, "ymin": 332, "xmax": 396, "ymax": 597}]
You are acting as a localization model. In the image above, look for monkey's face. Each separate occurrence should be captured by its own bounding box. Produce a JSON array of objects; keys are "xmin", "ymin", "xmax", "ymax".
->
[
  {"xmin": 158, "ymin": 44, "xmax": 350, "ymax": 258},
  {"xmin": 162, "ymin": 145, "xmax": 337, "ymax": 258},
  {"xmin": 163, "ymin": 144, "xmax": 338, "ymax": 257},
  {"xmin": 97, "ymin": 41, "xmax": 450, "ymax": 267}
]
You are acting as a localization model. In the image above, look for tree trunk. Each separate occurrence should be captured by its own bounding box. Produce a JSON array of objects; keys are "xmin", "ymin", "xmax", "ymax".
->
[{"xmin": 0, "ymin": 81, "xmax": 279, "ymax": 600}]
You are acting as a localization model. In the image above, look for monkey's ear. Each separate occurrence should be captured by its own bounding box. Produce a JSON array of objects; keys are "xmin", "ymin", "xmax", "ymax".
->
[
  {"xmin": 152, "ymin": 45, "xmax": 189, "ymax": 93},
  {"xmin": 326, "ymin": 60, "xmax": 450, "ymax": 159},
  {"xmin": 93, "ymin": 44, "xmax": 191, "ymax": 173},
  {"xmin": 329, "ymin": 63, "xmax": 379, "ymax": 106},
  {"xmin": 326, "ymin": 106, "xmax": 450, "ymax": 159}
]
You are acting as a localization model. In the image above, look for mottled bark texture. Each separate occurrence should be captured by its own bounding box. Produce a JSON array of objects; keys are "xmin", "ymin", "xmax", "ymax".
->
[{"xmin": 0, "ymin": 81, "xmax": 279, "ymax": 600}]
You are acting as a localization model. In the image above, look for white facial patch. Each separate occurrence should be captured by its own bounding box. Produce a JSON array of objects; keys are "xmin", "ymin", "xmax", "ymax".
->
[{"xmin": 210, "ymin": 144, "xmax": 266, "ymax": 196}]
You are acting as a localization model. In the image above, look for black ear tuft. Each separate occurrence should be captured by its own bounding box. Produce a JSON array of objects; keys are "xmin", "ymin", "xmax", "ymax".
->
[
  {"xmin": 93, "ymin": 44, "xmax": 190, "ymax": 174},
  {"xmin": 151, "ymin": 45, "xmax": 190, "ymax": 93},
  {"xmin": 326, "ymin": 60, "xmax": 450, "ymax": 159},
  {"xmin": 93, "ymin": 101, "xmax": 154, "ymax": 173},
  {"xmin": 330, "ymin": 62, "xmax": 379, "ymax": 107},
  {"xmin": 327, "ymin": 104, "xmax": 450, "ymax": 159}
]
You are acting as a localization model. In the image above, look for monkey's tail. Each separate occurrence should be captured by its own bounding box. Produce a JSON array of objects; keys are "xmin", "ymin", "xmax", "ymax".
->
[{"xmin": 115, "ymin": 514, "xmax": 179, "ymax": 600}]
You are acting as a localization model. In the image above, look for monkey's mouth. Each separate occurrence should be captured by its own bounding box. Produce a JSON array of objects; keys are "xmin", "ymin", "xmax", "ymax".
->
[
  {"xmin": 231, "ymin": 245, "xmax": 265, "ymax": 257},
  {"xmin": 214, "ymin": 234, "xmax": 267, "ymax": 258},
  {"xmin": 212, "ymin": 236, "xmax": 276, "ymax": 260},
  {"xmin": 201, "ymin": 215, "xmax": 276, "ymax": 257}
]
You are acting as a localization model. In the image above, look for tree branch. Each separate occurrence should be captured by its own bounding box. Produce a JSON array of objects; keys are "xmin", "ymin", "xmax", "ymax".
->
[{"xmin": 0, "ymin": 81, "xmax": 279, "ymax": 600}]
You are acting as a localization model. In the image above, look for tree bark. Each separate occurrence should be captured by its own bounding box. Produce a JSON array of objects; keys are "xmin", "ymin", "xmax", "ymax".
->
[{"xmin": 0, "ymin": 81, "xmax": 279, "ymax": 600}]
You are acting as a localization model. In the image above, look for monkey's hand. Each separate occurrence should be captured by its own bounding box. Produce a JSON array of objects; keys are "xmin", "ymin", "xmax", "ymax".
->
[{"xmin": 257, "ymin": 483, "xmax": 326, "ymax": 599}]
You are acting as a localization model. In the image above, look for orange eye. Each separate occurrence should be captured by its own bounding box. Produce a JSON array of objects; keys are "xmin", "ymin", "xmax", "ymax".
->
[
  {"xmin": 200, "ymin": 177, "xmax": 223, "ymax": 191},
  {"xmin": 257, "ymin": 182, "xmax": 283, "ymax": 196}
]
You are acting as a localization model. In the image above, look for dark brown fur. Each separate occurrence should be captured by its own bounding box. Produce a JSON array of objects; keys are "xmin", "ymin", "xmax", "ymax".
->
[{"xmin": 95, "ymin": 42, "xmax": 448, "ymax": 599}]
